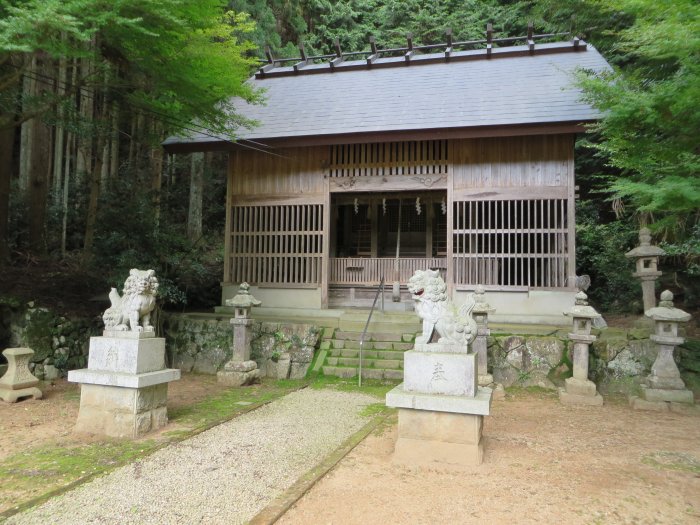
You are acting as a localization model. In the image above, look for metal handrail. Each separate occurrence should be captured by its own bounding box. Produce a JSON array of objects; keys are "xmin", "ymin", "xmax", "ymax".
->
[{"xmin": 358, "ymin": 277, "xmax": 385, "ymax": 387}]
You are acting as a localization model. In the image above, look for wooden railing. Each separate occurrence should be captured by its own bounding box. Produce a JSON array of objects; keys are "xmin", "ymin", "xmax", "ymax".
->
[{"xmin": 330, "ymin": 257, "xmax": 446, "ymax": 285}]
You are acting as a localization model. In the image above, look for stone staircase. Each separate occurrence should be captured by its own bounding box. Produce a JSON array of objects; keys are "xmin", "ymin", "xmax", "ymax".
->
[{"xmin": 318, "ymin": 311, "xmax": 421, "ymax": 380}]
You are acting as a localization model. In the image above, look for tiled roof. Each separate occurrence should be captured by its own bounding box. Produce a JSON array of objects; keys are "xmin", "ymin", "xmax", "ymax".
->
[{"xmin": 164, "ymin": 41, "xmax": 611, "ymax": 148}]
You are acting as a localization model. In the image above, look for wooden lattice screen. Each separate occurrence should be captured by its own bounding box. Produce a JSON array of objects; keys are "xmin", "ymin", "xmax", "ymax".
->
[
  {"xmin": 230, "ymin": 204, "xmax": 324, "ymax": 286},
  {"xmin": 453, "ymin": 198, "xmax": 569, "ymax": 289},
  {"xmin": 329, "ymin": 140, "xmax": 448, "ymax": 177}
]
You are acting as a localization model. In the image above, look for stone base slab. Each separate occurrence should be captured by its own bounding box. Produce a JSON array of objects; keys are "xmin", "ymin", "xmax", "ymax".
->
[
  {"xmin": 0, "ymin": 386, "xmax": 42, "ymax": 403},
  {"xmin": 564, "ymin": 377, "xmax": 598, "ymax": 397},
  {"xmin": 403, "ymin": 351, "xmax": 477, "ymax": 397},
  {"xmin": 629, "ymin": 396, "xmax": 669, "ymax": 412},
  {"xmin": 75, "ymin": 383, "xmax": 169, "ymax": 438},
  {"xmin": 68, "ymin": 368, "xmax": 180, "ymax": 389},
  {"xmin": 478, "ymin": 373, "xmax": 494, "ymax": 387},
  {"xmin": 398, "ymin": 408, "xmax": 482, "ymax": 444},
  {"xmin": 641, "ymin": 387, "xmax": 694, "ymax": 404},
  {"xmin": 393, "ymin": 437, "xmax": 484, "ymax": 468},
  {"xmin": 393, "ymin": 408, "xmax": 484, "ymax": 467},
  {"xmin": 646, "ymin": 376, "xmax": 687, "ymax": 391},
  {"xmin": 217, "ymin": 368, "xmax": 260, "ymax": 387},
  {"xmin": 559, "ymin": 388, "xmax": 604, "ymax": 406},
  {"xmin": 386, "ymin": 384, "xmax": 492, "ymax": 416}
]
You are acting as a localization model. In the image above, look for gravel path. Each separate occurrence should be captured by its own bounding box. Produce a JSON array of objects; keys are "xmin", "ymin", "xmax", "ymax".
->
[{"xmin": 5, "ymin": 389, "xmax": 377, "ymax": 525}]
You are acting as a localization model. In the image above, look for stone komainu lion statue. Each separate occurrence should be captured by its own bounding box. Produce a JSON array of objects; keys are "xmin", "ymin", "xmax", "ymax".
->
[
  {"xmin": 103, "ymin": 269, "xmax": 158, "ymax": 332},
  {"xmin": 407, "ymin": 269, "xmax": 477, "ymax": 347}
]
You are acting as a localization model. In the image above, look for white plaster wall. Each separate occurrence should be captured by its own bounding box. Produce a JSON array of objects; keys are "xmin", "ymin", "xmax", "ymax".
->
[
  {"xmin": 453, "ymin": 289, "xmax": 576, "ymax": 326},
  {"xmin": 221, "ymin": 285, "xmax": 322, "ymax": 309}
]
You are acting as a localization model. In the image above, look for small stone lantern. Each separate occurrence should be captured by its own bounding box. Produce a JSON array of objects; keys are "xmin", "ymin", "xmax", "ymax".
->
[
  {"xmin": 630, "ymin": 290, "xmax": 693, "ymax": 410},
  {"xmin": 559, "ymin": 291, "xmax": 603, "ymax": 406},
  {"xmin": 625, "ymin": 227, "xmax": 665, "ymax": 311},
  {"xmin": 217, "ymin": 283, "xmax": 262, "ymax": 387},
  {"xmin": 471, "ymin": 285, "xmax": 495, "ymax": 387}
]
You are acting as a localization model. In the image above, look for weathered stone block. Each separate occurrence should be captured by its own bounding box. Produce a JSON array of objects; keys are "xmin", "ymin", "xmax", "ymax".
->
[
  {"xmin": 397, "ymin": 408, "xmax": 482, "ymax": 445},
  {"xmin": 403, "ymin": 351, "xmax": 476, "ymax": 397},
  {"xmin": 88, "ymin": 336, "xmax": 166, "ymax": 374},
  {"xmin": 559, "ymin": 388, "xmax": 604, "ymax": 406},
  {"xmin": 564, "ymin": 377, "xmax": 598, "ymax": 397},
  {"xmin": 629, "ymin": 396, "xmax": 669, "ymax": 412},
  {"xmin": 642, "ymin": 387, "xmax": 694, "ymax": 404},
  {"xmin": 393, "ymin": 436, "xmax": 483, "ymax": 468}
]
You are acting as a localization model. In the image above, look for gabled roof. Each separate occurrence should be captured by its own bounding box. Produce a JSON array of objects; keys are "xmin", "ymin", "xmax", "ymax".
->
[{"xmin": 164, "ymin": 40, "xmax": 611, "ymax": 151}]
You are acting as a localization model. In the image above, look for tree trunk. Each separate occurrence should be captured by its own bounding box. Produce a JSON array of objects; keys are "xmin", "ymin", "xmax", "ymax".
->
[
  {"xmin": 52, "ymin": 40, "xmax": 67, "ymax": 206},
  {"xmin": 187, "ymin": 152, "xmax": 204, "ymax": 241},
  {"xmin": 82, "ymin": 131, "xmax": 104, "ymax": 265},
  {"xmin": 75, "ymin": 56, "xmax": 93, "ymax": 187},
  {"xmin": 19, "ymin": 57, "xmax": 36, "ymax": 193},
  {"xmin": 27, "ymin": 56, "xmax": 52, "ymax": 254},
  {"xmin": 150, "ymin": 120, "xmax": 164, "ymax": 225},
  {"xmin": 61, "ymin": 131, "xmax": 73, "ymax": 256},
  {"xmin": 0, "ymin": 124, "xmax": 15, "ymax": 264},
  {"xmin": 109, "ymin": 101, "xmax": 119, "ymax": 179}
]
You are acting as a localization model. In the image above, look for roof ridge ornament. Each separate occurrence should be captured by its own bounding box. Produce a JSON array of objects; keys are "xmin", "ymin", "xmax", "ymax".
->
[{"xmin": 255, "ymin": 24, "xmax": 581, "ymax": 79}]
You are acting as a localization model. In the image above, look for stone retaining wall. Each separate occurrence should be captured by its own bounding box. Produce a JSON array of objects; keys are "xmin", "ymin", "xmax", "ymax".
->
[
  {"xmin": 163, "ymin": 314, "xmax": 321, "ymax": 380},
  {"xmin": 0, "ymin": 300, "xmax": 100, "ymax": 380},
  {"xmin": 490, "ymin": 328, "xmax": 698, "ymax": 395}
]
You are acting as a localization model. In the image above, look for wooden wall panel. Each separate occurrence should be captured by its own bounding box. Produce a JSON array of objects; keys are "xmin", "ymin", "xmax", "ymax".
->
[
  {"xmin": 452, "ymin": 135, "xmax": 573, "ymax": 191},
  {"xmin": 229, "ymin": 146, "xmax": 326, "ymax": 199}
]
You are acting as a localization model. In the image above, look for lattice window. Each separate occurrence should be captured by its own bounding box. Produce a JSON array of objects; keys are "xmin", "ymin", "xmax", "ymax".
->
[
  {"xmin": 453, "ymin": 199, "xmax": 569, "ymax": 289},
  {"xmin": 230, "ymin": 204, "xmax": 324, "ymax": 286},
  {"xmin": 329, "ymin": 140, "xmax": 448, "ymax": 177}
]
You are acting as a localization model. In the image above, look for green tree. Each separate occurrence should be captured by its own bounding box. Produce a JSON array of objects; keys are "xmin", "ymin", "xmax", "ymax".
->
[
  {"xmin": 0, "ymin": 0, "xmax": 259, "ymax": 262},
  {"xmin": 576, "ymin": 0, "xmax": 699, "ymax": 240}
]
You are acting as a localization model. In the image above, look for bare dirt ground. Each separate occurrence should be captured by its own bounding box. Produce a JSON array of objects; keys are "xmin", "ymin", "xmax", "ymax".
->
[
  {"xmin": 0, "ymin": 374, "xmax": 231, "ymax": 462},
  {"xmin": 3, "ymin": 380, "xmax": 700, "ymax": 524},
  {"xmin": 279, "ymin": 390, "xmax": 700, "ymax": 525}
]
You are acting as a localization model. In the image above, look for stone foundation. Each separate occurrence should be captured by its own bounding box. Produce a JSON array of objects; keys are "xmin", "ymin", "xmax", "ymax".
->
[
  {"xmin": 68, "ymin": 333, "xmax": 180, "ymax": 438},
  {"xmin": 75, "ymin": 383, "xmax": 169, "ymax": 438},
  {"xmin": 387, "ymin": 384, "xmax": 492, "ymax": 467},
  {"xmin": 393, "ymin": 408, "xmax": 484, "ymax": 467}
]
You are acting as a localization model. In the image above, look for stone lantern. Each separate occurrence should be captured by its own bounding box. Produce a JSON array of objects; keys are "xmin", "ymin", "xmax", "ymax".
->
[
  {"xmin": 625, "ymin": 227, "xmax": 665, "ymax": 311},
  {"xmin": 471, "ymin": 285, "xmax": 495, "ymax": 387},
  {"xmin": 559, "ymin": 291, "xmax": 603, "ymax": 406},
  {"xmin": 630, "ymin": 290, "xmax": 693, "ymax": 410},
  {"xmin": 217, "ymin": 283, "xmax": 262, "ymax": 386},
  {"xmin": 0, "ymin": 348, "xmax": 43, "ymax": 403}
]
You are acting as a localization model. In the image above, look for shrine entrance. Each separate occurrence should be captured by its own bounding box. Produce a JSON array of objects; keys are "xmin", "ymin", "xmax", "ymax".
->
[{"xmin": 329, "ymin": 191, "xmax": 447, "ymax": 307}]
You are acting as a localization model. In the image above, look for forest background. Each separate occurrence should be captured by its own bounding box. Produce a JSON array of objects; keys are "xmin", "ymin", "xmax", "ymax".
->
[{"xmin": 0, "ymin": 0, "xmax": 697, "ymax": 315}]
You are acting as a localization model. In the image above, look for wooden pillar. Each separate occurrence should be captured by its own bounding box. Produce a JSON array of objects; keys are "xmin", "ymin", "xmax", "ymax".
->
[
  {"xmin": 446, "ymin": 141, "xmax": 455, "ymax": 297},
  {"xmin": 321, "ymin": 177, "xmax": 331, "ymax": 308},
  {"xmin": 223, "ymin": 153, "xmax": 234, "ymax": 286},
  {"xmin": 371, "ymin": 199, "xmax": 378, "ymax": 257},
  {"xmin": 425, "ymin": 197, "xmax": 433, "ymax": 257},
  {"xmin": 565, "ymin": 134, "xmax": 576, "ymax": 288}
]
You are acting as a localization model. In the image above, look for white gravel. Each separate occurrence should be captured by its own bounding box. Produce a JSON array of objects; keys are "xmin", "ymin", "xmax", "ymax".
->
[{"xmin": 6, "ymin": 388, "xmax": 377, "ymax": 525}]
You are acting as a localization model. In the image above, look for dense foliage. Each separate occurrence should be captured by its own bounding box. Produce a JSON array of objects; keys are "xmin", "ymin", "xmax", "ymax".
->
[{"xmin": 0, "ymin": 0, "xmax": 697, "ymax": 313}]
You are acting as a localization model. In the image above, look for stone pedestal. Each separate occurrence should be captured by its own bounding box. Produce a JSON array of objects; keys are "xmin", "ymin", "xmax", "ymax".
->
[
  {"xmin": 386, "ymin": 341, "xmax": 492, "ymax": 467},
  {"xmin": 68, "ymin": 332, "xmax": 180, "ymax": 438},
  {"xmin": 217, "ymin": 359, "xmax": 260, "ymax": 387},
  {"xmin": 0, "ymin": 348, "xmax": 43, "ymax": 403}
]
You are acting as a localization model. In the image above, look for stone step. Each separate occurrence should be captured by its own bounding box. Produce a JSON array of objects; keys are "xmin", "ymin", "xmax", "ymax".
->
[
  {"xmin": 329, "ymin": 349, "xmax": 384, "ymax": 360},
  {"xmin": 322, "ymin": 365, "xmax": 404, "ymax": 381},
  {"xmin": 376, "ymin": 350, "xmax": 406, "ymax": 361},
  {"xmin": 372, "ymin": 359, "xmax": 402, "ymax": 369},
  {"xmin": 338, "ymin": 320, "xmax": 421, "ymax": 334},
  {"xmin": 322, "ymin": 366, "xmax": 357, "ymax": 378},
  {"xmin": 332, "ymin": 331, "xmax": 417, "ymax": 343},
  {"xmin": 337, "ymin": 357, "xmax": 360, "ymax": 367}
]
